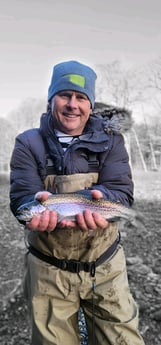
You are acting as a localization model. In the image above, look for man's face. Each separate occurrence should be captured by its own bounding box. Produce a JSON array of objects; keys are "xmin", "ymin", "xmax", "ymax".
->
[{"xmin": 51, "ymin": 91, "xmax": 92, "ymax": 135}]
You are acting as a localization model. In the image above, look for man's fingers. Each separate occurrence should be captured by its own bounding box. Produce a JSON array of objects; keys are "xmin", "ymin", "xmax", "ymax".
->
[
  {"xmin": 26, "ymin": 214, "xmax": 41, "ymax": 230},
  {"xmin": 76, "ymin": 209, "xmax": 109, "ymax": 232},
  {"xmin": 26, "ymin": 210, "xmax": 57, "ymax": 232},
  {"xmin": 91, "ymin": 190, "xmax": 103, "ymax": 200},
  {"xmin": 46, "ymin": 212, "xmax": 58, "ymax": 232},
  {"xmin": 92, "ymin": 212, "xmax": 109, "ymax": 229},
  {"xmin": 35, "ymin": 191, "xmax": 52, "ymax": 201},
  {"xmin": 76, "ymin": 212, "xmax": 89, "ymax": 231},
  {"xmin": 59, "ymin": 219, "xmax": 76, "ymax": 228}
]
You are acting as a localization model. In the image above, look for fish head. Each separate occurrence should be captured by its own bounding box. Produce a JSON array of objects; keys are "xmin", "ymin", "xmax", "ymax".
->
[{"xmin": 16, "ymin": 200, "xmax": 46, "ymax": 222}]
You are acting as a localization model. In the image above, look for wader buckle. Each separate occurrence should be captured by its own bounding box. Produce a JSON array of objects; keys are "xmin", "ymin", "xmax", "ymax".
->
[
  {"xmin": 61, "ymin": 259, "xmax": 81, "ymax": 273},
  {"xmin": 60, "ymin": 259, "xmax": 96, "ymax": 277},
  {"xmin": 28, "ymin": 233, "xmax": 120, "ymax": 279}
]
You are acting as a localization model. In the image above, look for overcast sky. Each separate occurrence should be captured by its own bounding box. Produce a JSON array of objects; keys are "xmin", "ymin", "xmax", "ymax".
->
[{"xmin": 1, "ymin": 0, "xmax": 161, "ymax": 116}]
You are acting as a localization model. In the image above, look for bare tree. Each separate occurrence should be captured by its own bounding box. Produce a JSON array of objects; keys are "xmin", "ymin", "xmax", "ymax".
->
[
  {"xmin": 7, "ymin": 97, "xmax": 46, "ymax": 134},
  {"xmin": 95, "ymin": 60, "xmax": 143, "ymax": 109},
  {"xmin": 0, "ymin": 117, "xmax": 16, "ymax": 173},
  {"xmin": 0, "ymin": 98, "xmax": 47, "ymax": 173},
  {"xmin": 95, "ymin": 61, "xmax": 149, "ymax": 170},
  {"xmin": 147, "ymin": 56, "xmax": 161, "ymax": 110}
]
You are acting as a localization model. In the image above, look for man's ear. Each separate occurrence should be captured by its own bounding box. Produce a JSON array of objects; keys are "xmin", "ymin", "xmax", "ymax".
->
[
  {"xmin": 47, "ymin": 102, "xmax": 51, "ymax": 113},
  {"xmin": 90, "ymin": 106, "xmax": 93, "ymax": 114}
]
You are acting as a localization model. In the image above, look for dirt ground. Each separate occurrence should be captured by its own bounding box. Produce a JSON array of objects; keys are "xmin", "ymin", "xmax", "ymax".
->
[{"xmin": 0, "ymin": 170, "xmax": 161, "ymax": 345}]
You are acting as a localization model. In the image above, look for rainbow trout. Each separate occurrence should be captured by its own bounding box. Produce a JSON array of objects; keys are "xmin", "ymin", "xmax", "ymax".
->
[{"xmin": 16, "ymin": 192, "xmax": 134, "ymax": 223}]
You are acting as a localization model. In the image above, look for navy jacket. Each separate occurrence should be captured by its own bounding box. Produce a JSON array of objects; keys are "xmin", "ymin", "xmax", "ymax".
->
[{"xmin": 10, "ymin": 111, "xmax": 134, "ymax": 216}]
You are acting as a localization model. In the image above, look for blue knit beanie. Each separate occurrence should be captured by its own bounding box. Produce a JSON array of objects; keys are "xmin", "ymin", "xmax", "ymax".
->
[{"xmin": 48, "ymin": 60, "xmax": 97, "ymax": 109}]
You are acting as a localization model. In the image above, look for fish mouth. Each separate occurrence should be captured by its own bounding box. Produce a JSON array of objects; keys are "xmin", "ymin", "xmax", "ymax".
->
[{"xmin": 16, "ymin": 212, "xmax": 32, "ymax": 222}]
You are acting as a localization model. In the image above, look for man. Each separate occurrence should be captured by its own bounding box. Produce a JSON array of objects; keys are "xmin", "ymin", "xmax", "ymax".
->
[{"xmin": 10, "ymin": 60, "xmax": 145, "ymax": 345}]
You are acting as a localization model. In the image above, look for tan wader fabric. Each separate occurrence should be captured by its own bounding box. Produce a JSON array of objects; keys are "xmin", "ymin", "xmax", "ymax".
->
[
  {"xmin": 24, "ymin": 245, "xmax": 145, "ymax": 345},
  {"xmin": 44, "ymin": 172, "xmax": 99, "ymax": 193},
  {"xmin": 27, "ymin": 172, "xmax": 118, "ymax": 260},
  {"xmin": 26, "ymin": 222, "xmax": 119, "ymax": 261},
  {"xmin": 25, "ymin": 173, "xmax": 144, "ymax": 344}
]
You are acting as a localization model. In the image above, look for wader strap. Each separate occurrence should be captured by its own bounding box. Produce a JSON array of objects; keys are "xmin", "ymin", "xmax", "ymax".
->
[
  {"xmin": 28, "ymin": 233, "xmax": 120, "ymax": 278},
  {"xmin": 87, "ymin": 153, "xmax": 99, "ymax": 172},
  {"xmin": 46, "ymin": 153, "xmax": 99, "ymax": 175}
]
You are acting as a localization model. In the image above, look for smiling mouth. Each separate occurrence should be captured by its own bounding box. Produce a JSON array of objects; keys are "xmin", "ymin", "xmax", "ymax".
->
[{"xmin": 63, "ymin": 113, "xmax": 80, "ymax": 118}]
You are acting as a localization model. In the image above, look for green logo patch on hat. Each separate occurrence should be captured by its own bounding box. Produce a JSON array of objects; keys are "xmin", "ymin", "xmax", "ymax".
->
[{"xmin": 65, "ymin": 74, "xmax": 85, "ymax": 88}]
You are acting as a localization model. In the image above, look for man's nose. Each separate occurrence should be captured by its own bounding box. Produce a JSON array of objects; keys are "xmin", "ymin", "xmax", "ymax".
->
[{"xmin": 67, "ymin": 96, "xmax": 78, "ymax": 108}]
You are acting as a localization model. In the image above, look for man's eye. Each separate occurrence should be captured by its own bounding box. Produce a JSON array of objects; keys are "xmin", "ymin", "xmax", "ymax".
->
[
  {"xmin": 59, "ymin": 92, "xmax": 69, "ymax": 98},
  {"xmin": 77, "ymin": 95, "xmax": 87, "ymax": 100}
]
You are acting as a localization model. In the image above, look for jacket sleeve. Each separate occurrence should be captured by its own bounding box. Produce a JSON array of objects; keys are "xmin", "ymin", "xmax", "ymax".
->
[
  {"xmin": 90, "ymin": 133, "xmax": 134, "ymax": 207},
  {"xmin": 10, "ymin": 130, "xmax": 46, "ymax": 216}
]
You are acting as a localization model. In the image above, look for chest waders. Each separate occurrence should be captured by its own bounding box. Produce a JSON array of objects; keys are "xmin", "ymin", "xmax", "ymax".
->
[
  {"xmin": 45, "ymin": 154, "xmax": 100, "ymax": 345},
  {"xmin": 28, "ymin": 153, "xmax": 120, "ymax": 345}
]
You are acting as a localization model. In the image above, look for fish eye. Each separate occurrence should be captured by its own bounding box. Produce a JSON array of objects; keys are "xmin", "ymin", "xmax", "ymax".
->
[{"xmin": 23, "ymin": 206, "xmax": 29, "ymax": 211}]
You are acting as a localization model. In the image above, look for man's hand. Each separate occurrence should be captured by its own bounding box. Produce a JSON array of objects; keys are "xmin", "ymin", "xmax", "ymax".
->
[
  {"xmin": 25, "ymin": 191, "xmax": 58, "ymax": 232},
  {"xmin": 59, "ymin": 190, "xmax": 109, "ymax": 231}
]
